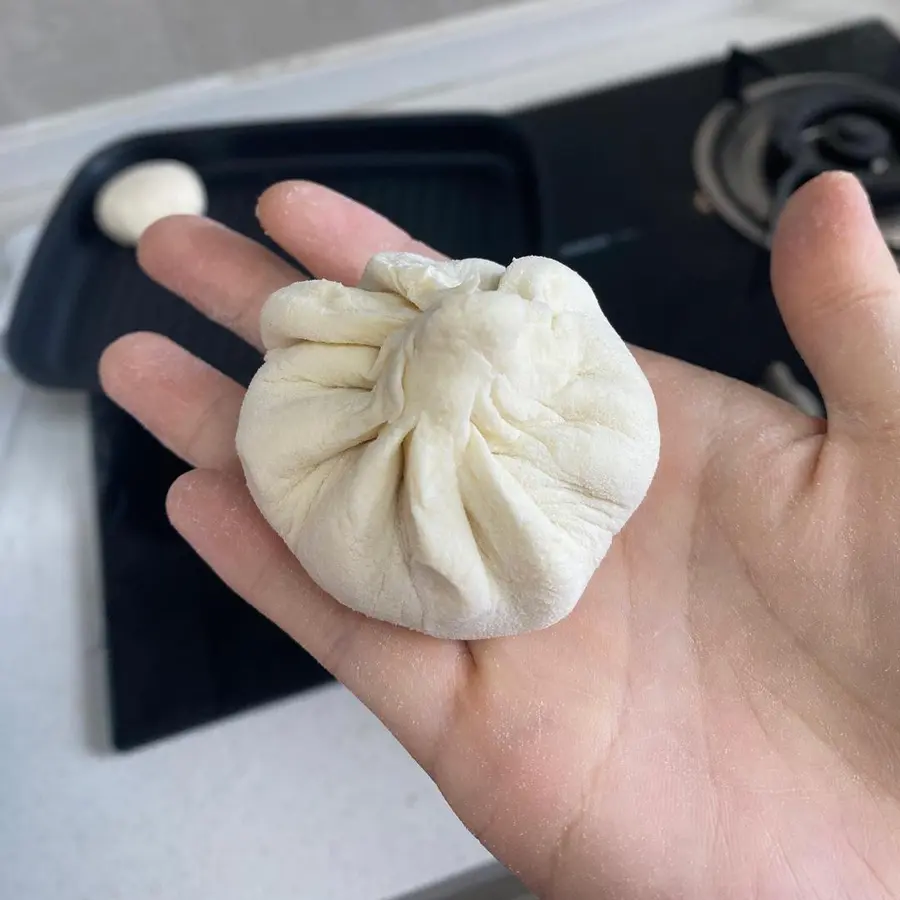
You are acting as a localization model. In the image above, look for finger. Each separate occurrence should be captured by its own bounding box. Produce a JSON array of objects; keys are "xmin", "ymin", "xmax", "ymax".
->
[
  {"xmin": 256, "ymin": 180, "xmax": 443, "ymax": 285},
  {"xmin": 138, "ymin": 215, "xmax": 301, "ymax": 349},
  {"xmin": 771, "ymin": 171, "xmax": 900, "ymax": 435},
  {"xmin": 166, "ymin": 468, "xmax": 468, "ymax": 754},
  {"xmin": 99, "ymin": 332, "xmax": 244, "ymax": 471}
]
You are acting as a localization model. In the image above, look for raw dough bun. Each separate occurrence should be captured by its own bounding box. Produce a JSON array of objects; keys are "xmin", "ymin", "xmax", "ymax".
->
[
  {"xmin": 237, "ymin": 253, "xmax": 660, "ymax": 640},
  {"xmin": 93, "ymin": 160, "xmax": 207, "ymax": 246}
]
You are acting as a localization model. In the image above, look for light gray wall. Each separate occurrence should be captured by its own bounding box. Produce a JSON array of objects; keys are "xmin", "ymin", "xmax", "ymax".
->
[{"xmin": 0, "ymin": 0, "xmax": 518, "ymax": 128}]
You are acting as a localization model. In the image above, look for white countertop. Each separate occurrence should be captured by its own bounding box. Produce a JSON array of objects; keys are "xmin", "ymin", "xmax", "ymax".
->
[{"xmin": 2, "ymin": 3, "xmax": 899, "ymax": 898}]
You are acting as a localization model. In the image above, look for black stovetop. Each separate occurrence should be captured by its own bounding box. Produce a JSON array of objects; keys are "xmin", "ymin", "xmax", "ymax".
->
[
  {"xmin": 517, "ymin": 18, "xmax": 900, "ymax": 394},
  {"xmin": 101, "ymin": 18, "xmax": 900, "ymax": 749}
]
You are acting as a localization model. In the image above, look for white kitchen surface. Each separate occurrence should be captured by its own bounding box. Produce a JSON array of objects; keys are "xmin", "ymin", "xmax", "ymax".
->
[
  {"xmin": 0, "ymin": 0, "xmax": 523, "ymax": 128},
  {"xmin": 2, "ymin": 2, "xmax": 899, "ymax": 899}
]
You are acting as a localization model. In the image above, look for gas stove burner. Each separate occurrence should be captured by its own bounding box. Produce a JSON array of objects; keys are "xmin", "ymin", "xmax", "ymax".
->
[{"xmin": 693, "ymin": 72, "xmax": 900, "ymax": 251}]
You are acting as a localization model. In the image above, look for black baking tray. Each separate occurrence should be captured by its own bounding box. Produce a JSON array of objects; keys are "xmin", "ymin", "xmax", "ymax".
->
[
  {"xmin": 6, "ymin": 114, "xmax": 544, "ymax": 750},
  {"xmin": 7, "ymin": 115, "xmax": 543, "ymax": 390}
]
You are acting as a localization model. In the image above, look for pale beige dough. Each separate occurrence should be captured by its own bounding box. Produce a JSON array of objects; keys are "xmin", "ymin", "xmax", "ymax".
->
[
  {"xmin": 93, "ymin": 160, "xmax": 207, "ymax": 246},
  {"xmin": 237, "ymin": 253, "xmax": 660, "ymax": 640}
]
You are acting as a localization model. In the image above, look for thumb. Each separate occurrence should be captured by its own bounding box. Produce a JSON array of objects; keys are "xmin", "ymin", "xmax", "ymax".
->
[{"xmin": 771, "ymin": 171, "xmax": 900, "ymax": 436}]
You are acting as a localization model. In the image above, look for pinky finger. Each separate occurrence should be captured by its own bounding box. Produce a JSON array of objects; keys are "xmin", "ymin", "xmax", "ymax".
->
[{"xmin": 166, "ymin": 469, "xmax": 467, "ymax": 755}]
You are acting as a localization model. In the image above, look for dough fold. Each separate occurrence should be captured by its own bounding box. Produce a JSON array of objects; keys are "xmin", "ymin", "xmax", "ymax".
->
[{"xmin": 237, "ymin": 253, "xmax": 659, "ymax": 639}]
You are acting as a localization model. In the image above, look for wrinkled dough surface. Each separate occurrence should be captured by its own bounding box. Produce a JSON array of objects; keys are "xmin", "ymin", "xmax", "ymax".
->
[{"xmin": 237, "ymin": 253, "xmax": 660, "ymax": 639}]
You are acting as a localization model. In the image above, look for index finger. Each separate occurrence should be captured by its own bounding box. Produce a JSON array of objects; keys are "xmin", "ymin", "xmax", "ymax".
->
[
  {"xmin": 137, "ymin": 182, "xmax": 443, "ymax": 351},
  {"xmin": 256, "ymin": 180, "xmax": 443, "ymax": 284}
]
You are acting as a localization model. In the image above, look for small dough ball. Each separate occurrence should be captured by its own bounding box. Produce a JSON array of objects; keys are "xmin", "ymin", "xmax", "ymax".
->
[
  {"xmin": 237, "ymin": 253, "xmax": 660, "ymax": 640},
  {"xmin": 93, "ymin": 159, "xmax": 206, "ymax": 246}
]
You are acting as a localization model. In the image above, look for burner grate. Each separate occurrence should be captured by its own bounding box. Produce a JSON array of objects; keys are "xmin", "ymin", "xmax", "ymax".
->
[{"xmin": 695, "ymin": 58, "xmax": 900, "ymax": 251}]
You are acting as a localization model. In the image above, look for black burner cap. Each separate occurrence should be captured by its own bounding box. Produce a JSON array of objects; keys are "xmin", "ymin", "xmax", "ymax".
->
[
  {"xmin": 694, "ymin": 73, "xmax": 900, "ymax": 250},
  {"xmin": 819, "ymin": 113, "xmax": 892, "ymax": 165}
]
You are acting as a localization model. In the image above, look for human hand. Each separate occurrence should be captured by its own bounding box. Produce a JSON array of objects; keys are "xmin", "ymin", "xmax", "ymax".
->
[{"xmin": 100, "ymin": 172, "xmax": 900, "ymax": 899}]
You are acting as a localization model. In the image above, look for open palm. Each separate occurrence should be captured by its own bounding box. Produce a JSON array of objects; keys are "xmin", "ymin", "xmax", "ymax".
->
[{"xmin": 101, "ymin": 172, "xmax": 900, "ymax": 898}]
